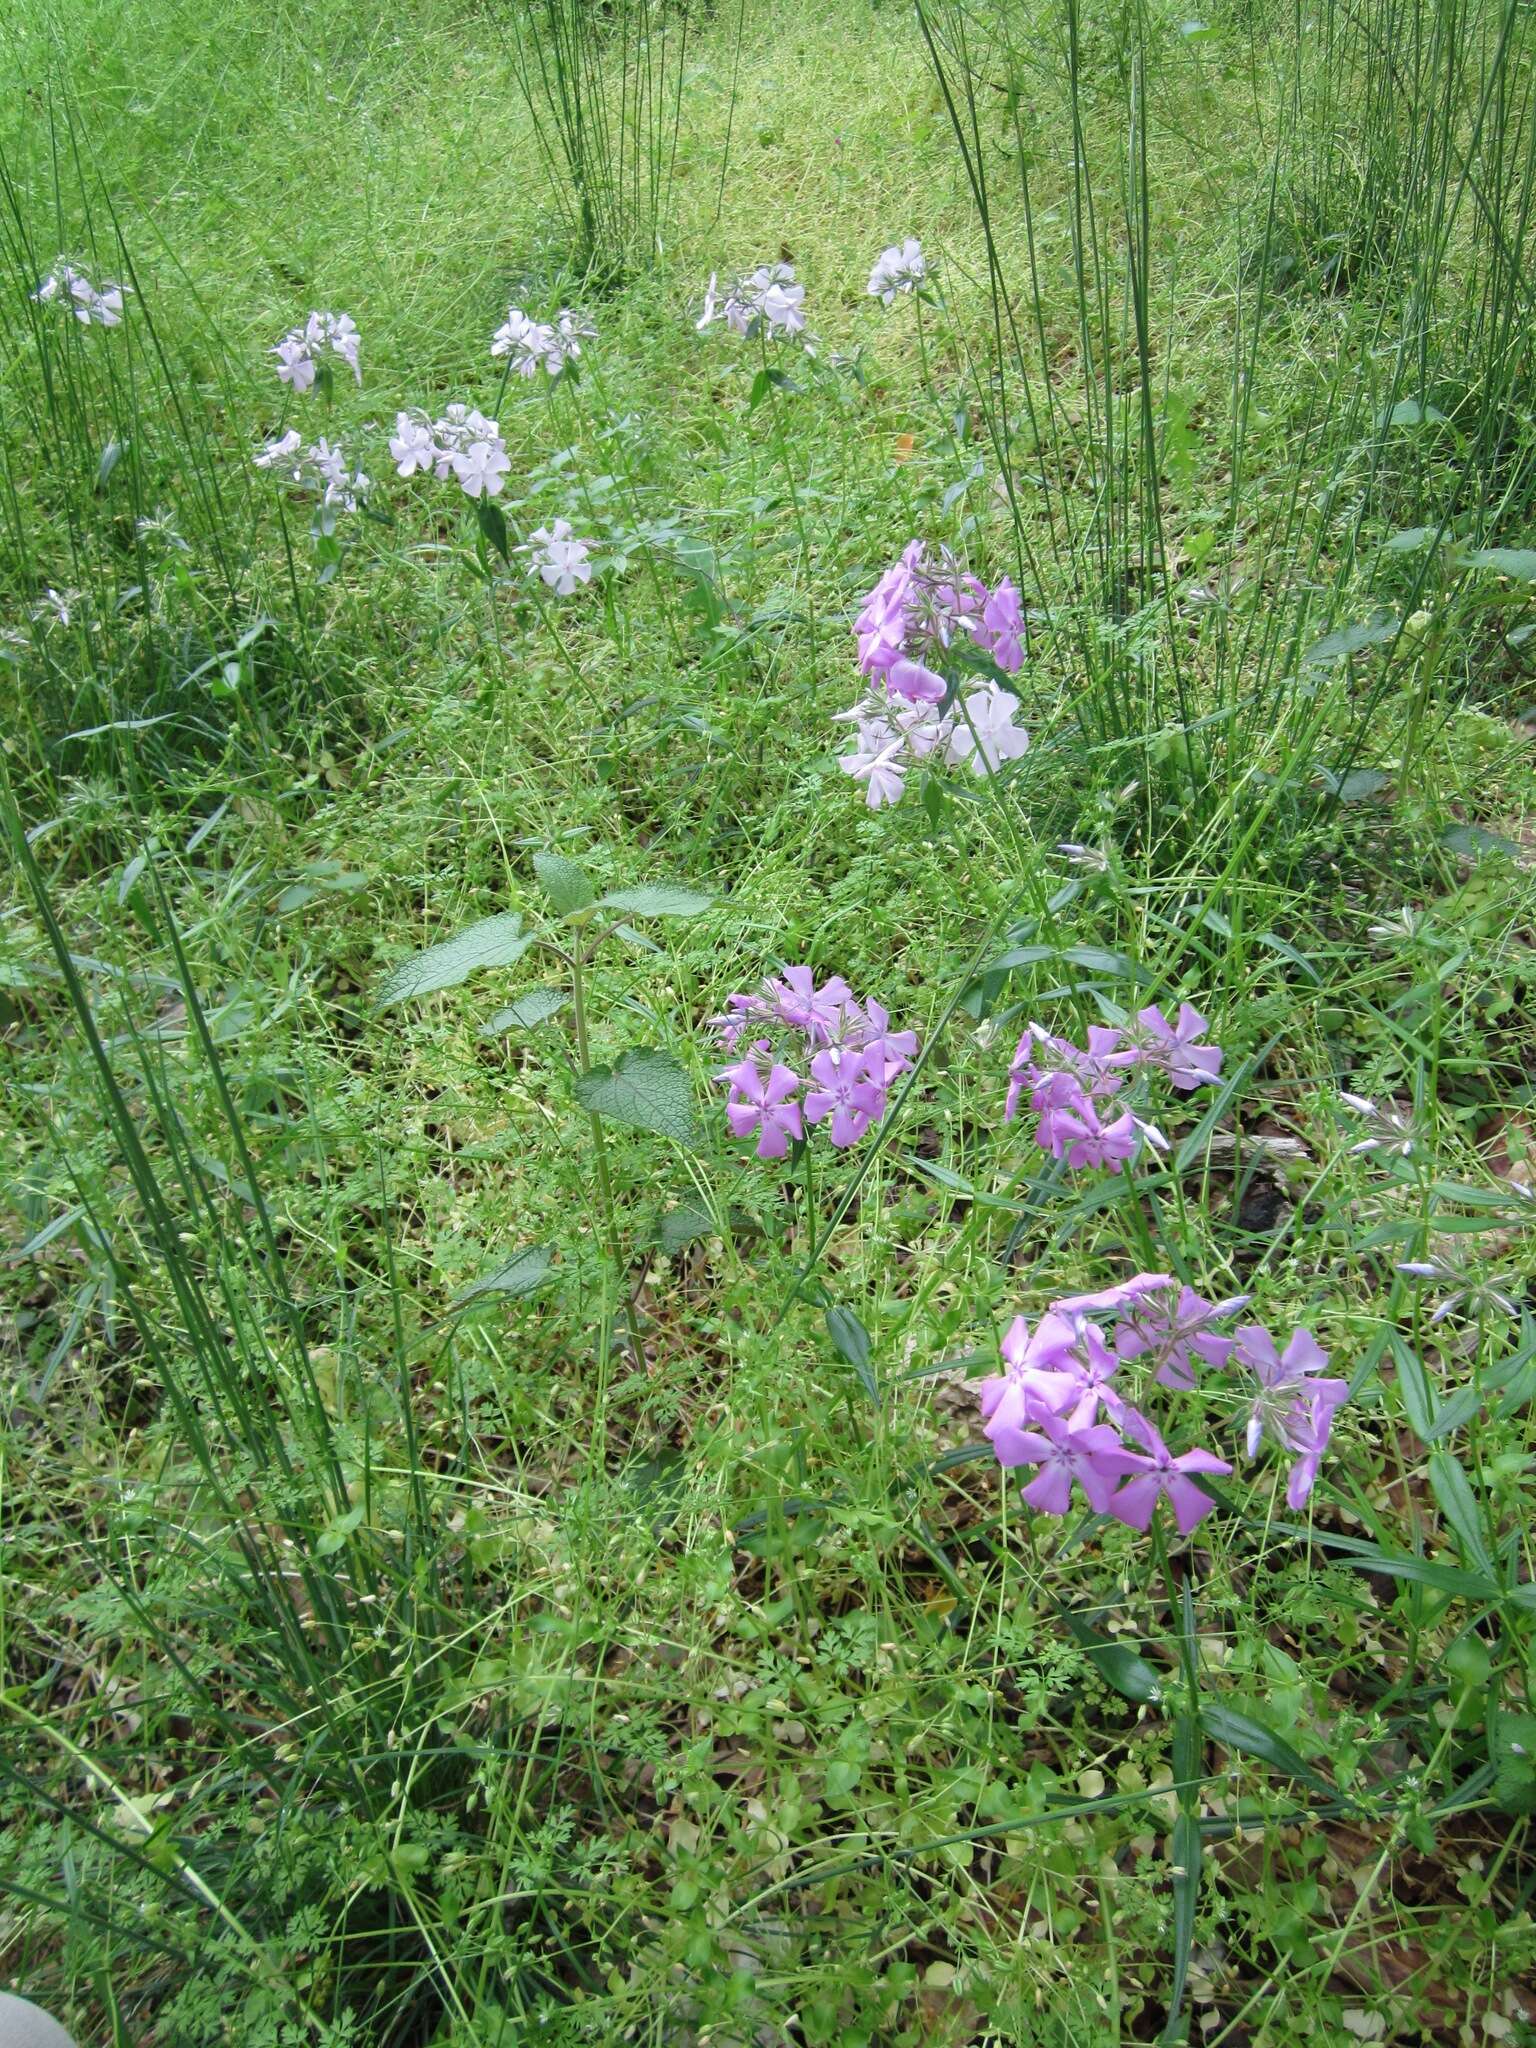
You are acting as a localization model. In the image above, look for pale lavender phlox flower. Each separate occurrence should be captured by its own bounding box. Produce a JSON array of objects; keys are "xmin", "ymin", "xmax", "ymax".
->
[
  {"xmin": 1396, "ymin": 1257, "xmax": 1524, "ymax": 1324},
  {"xmin": 698, "ymin": 263, "xmax": 806, "ymax": 339},
  {"xmin": 1103, "ymin": 1409, "xmax": 1233, "ymax": 1534},
  {"xmin": 868, "ymin": 237, "xmax": 928, "ymax": 305},
  {"xmin": 945, "ymin": 682, "xmax": 1030, "ymax": 774},
  {"xmin": 1114, "ymin": 1285, "xmax": 1252, "ymax": 1389},
  {"xmin": 1340, "ymin": 1091, "xmax": 1421, "ymax": 1159},
  {"xmin": 34, "ymin": 261, "xmax": 128, "ymax": 327},
  {"xmin": 1277, "ymin": 1382, "xmax": 1350, "ymax": 1509},
  {"xmin": 526, "ymin": 518, "xmax": 593, "ymax": 591},
  {"xmin": 273, "ymin": 310, "xmax": 361, "ymax": 390},
  {"xmin": 389, "ymin": 411, "xmax": 437, "ymax": 478}
]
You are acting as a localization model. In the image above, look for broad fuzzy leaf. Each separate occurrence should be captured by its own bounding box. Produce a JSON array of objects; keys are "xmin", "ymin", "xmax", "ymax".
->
[
  {"xmin": 534, "ymin": 852, "xmax": 596, "ymax": 916},
  {"xmin": 481, "ymin": 987, "xmax": 568, "ymax": 1036},
  {"xmin": 573, "ymin": 1048, "xmax": 697, "ymax": 1145},
  {"xmin": 598, "ymin": 884, "xmax": 713, "ymax": 918},
  {"xmin": 376, "ymin": 914, "xmax": 531, "ymax": 1007}
]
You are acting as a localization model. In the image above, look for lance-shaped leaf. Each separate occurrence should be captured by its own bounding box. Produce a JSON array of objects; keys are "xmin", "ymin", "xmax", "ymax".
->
[
  {"xmin": 376, "ymin": 914, "xmax": 531, "ymax": 1007},
  {"xmin": 574, "ymin": 1048, "xmax": 697, "ymax": 1145}
]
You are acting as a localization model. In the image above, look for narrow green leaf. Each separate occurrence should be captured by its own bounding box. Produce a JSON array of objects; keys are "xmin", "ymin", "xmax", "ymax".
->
[
  {"xmin": 1199, "ymin": 1703, "xmax": 1334, "ymax": 1795},
  {"xmin": 826, "ymin": 1305, "xmax": 879, "ymax": 1404},
  {"xmin": 376, "ymin": 914, "xmax": 530, "ymax": 1007},
  {"xmin": 1427, "ymin": 1450, "xmax": 1497, "ymax": 1582},
  {"xmin": 573, "ymin": 1048, "xmax": 697, "ymax": 1145},
  {"xmin": 1058, "ymin": 1606, "xmax": 1164, "ymax": 1704}
]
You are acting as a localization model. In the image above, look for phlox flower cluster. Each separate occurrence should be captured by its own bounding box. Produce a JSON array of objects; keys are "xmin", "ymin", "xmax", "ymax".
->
[
  {"xmin": 1004, "ymin": 1003, "xmax": 1223, "ymax": 1173},
  {"xmin": 253, "ymin": 431, "xmax": 370, "ymax": 531},
  {"xmin": 389, "ymin": 407, "xmax": 511, "ymax": 499},
  {"xmin": 491, "ymin": 305, "xmax": 595, "ymax": 379},
  {"xmin": 978, "ymin": 1274, "xmax": 1348, "ymax": 1528},
  {"xmin": 837, "ymin": 540, "xmax": 1029, "ymax": 807},
  {"xmin": 32, "ymin": 260, "xmax": 127, "ymax": 328},
  {"xmin": 710, "ymin": 967, "xmax": 918, "ymax": 1159},
  {"xmin": 272, "ymin": 311, "xmax": 361, "ymax": 392},
  {"xmin": 867, "ymin": 236, "xmax": 928, "ymax": 304},
  {"xmin": 697, "ymin": 263, "xmax": 807, "ymax": 340},
  {"xmin": 524, "ymin": 520, "xmax": 594, "ymax": 594}
]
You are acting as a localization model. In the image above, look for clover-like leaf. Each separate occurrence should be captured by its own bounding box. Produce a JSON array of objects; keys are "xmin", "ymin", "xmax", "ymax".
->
[
  {"xmin": 376, "ymin": 913, "xmax": 531, "ymax": 1007},
  {"xmin": 573, "ymin": 1048, "xmax": 697, "ymax": 1145}
]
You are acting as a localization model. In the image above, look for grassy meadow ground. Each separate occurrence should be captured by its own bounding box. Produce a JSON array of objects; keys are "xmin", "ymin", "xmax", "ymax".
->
[{"xmin": 4, "ymin": 0, "xmax": 1536, "ymax": 2040}]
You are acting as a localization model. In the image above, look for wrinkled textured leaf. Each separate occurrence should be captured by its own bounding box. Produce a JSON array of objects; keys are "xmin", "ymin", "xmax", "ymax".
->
[
  {"xmin": 574, "ymin": 1048, "xmax": 697, "ymax": 1144},
  {"xmin": 1460, "ymin": 546, "xmax": 1536, "ymax": 581},
  {"xmin": 376, "ymin": 914, "xmax": 530, "ymax": 1006},
  {"xmin": 657, "ymin": 1202, "xmax": 714, "ymax": 1254},
  {"xmin": 598, "ymin": 884, "xmax": 713, "ymax": 919},
  {"xmin": 533, "ymin": 851, "xmax": 596, "ymax": 915},
  {"xmin": 1303, "ymin": 613, "xmax": 1399, "ymax": 665},
  {"xmin": 451, "ymin": 1244, "xmax": 555, "ymax": 1307},
  {"xmin": 481, "ymin": 987, "xmax": 567, "ymax": 1036}
]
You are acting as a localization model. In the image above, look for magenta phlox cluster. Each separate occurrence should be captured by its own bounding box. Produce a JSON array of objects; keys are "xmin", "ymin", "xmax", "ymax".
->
[
  {"xmin": 711, "ymin": 967, "xmax": 918, "ymax": 1159},
  {"xmin": 1004, "ymin": 1004, "xmax": 1223, "ymax": 1172},
  {"xmin": 977, "ymin": 1274, "xmax": 1344, "ymax": 1527},
  {"xmin": 838, "ymin": 541, "xmax": 1029, "ymax": 807}
]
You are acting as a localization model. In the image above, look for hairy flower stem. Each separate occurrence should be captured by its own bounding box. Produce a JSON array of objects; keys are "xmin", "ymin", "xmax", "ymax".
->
[{"xmin": 569, "ymin": 945, "xmax": 644, "ymax": 1366}]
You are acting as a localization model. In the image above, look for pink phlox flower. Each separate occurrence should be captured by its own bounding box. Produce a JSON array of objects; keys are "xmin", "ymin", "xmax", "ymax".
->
[
  {"xmin": 847, "ymin": 998, "xmax": 919, "ymax": 1083},
  {"xmin": 1114, "ymin": 1285, "xmax": 1251, "ymax": 1389},
  {"xmin": 708, "ymin": 990, "xmax": 776, "ymax": 1052},
  {"xmin": 978, "ymin": 1311, "xmax": 1084, "ymax": 1438},
  {"xmin": 1055, "ymin": 1273, "xmax": 1174, "ymax": 1317},
  {"xmin": 1104, "ymin": 1409, "xmax": 1233, "ymax": 1534},
  {"xmin": 885, "ymin": 655, "xmax": 948, "ymax": 705},
  {"xmin": 977, "ymin": 578, "xmax": 1026, "ymax": 672},
  {"xmin": 990, "ymin": 1411, "xmax": 1130, "ymax": 1515},
  {"xmin": 766, "ymin": 966, "xmax": 855, "ymax": 1045},
  {"xmin": 1132, "ymin": 1002, "xmax": 1223, "ymax": 1090},
  {"xmin": 1036, "ymin": 1087, "xmax": 1139, "ymax": 1173},
  {"xmin": 1054, "ymin": 1320, "xmax": 1126, "ymax": 1427},
  {"xmin": 803, "ymin": 1046, "xmax": 886, "ymax": 1148},
  {"xmin": 717, "ymin": 1043, "xmax": 805, "ymax": 1161},
  {"xmin": 1277, "ymin": 1381, "xmax": 1350, "ymax": 1508},
  {"xmin": 1234, "ymin": 1325, "xmax": 1337, "ymax": 1455}
]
